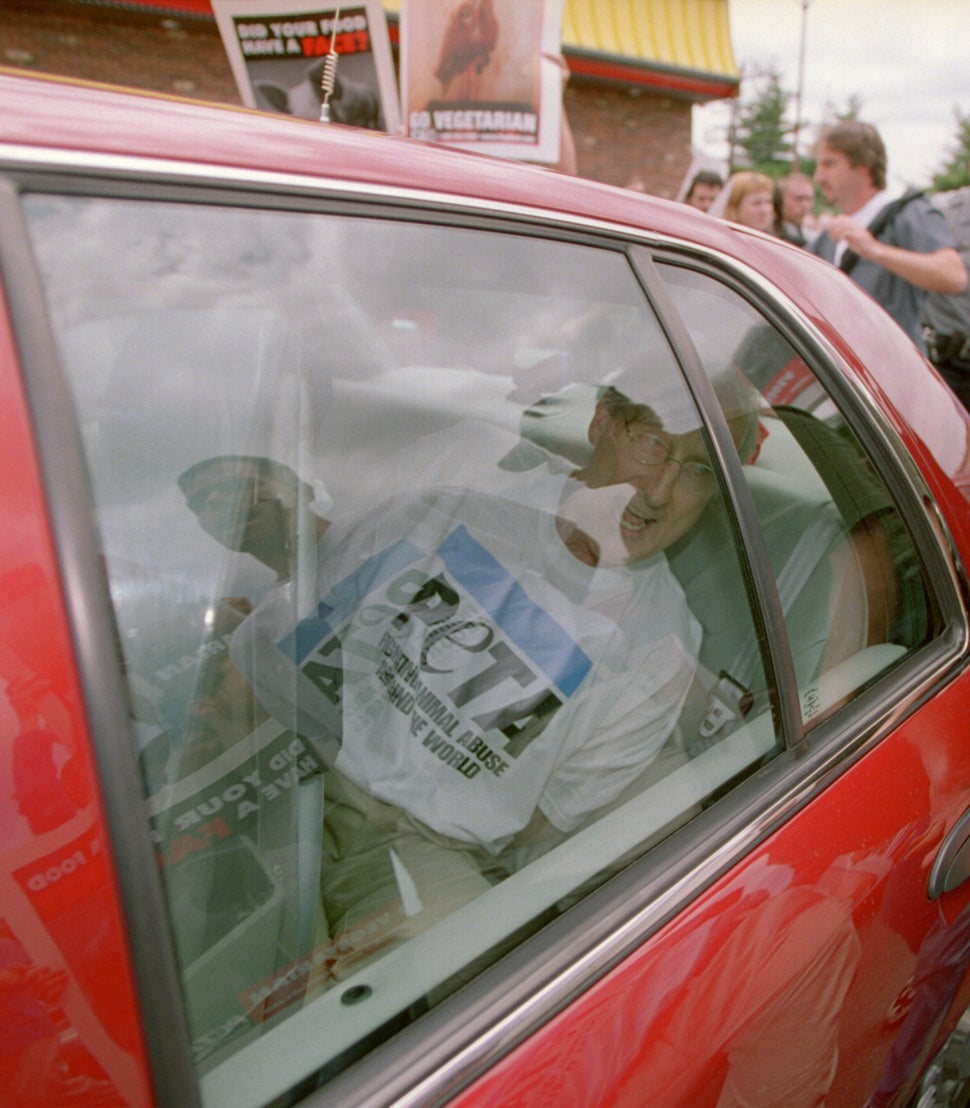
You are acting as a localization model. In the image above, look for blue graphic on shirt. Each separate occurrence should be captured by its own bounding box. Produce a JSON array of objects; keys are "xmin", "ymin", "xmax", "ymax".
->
[
  {"xmin": 437, "ymin": 526, "xmax": 591, "ymax": 696},
  {"xmin": 282, "ymin": 527, "xmax": 591, "ymax": 698},
  {"xmin": 282, "ymin": 538, "xmax": 423, "ymax": 663}
]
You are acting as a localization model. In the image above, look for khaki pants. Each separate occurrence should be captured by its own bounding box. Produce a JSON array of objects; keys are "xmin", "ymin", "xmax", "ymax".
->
[{"xmin": 319, "ymin": 771, "xmax": 497, "ymax": 976}]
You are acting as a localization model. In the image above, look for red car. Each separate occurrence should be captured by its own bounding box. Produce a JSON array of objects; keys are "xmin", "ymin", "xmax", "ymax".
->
[{"xmin": 2, "ymin": 71, "xmax": 970, "ymax": 1107}]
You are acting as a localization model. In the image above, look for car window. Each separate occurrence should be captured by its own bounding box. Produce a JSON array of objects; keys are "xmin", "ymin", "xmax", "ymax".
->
[
  {"xmin": 22, "ymin": 192, "xmax": 782, "ymax": 1103},
  {"xmin": 659, "ymin": 262, "xmax": 938, "ymax": 732}
]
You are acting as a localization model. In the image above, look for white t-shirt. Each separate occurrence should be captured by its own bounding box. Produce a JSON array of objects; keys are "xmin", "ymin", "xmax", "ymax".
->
[
  {"xmin": 832, "ymin": 188, "xmax": 891, "ymax": 267},
  {"xmin": 232, "ymin": 483, "xmax": 699, "ymax": 852}
]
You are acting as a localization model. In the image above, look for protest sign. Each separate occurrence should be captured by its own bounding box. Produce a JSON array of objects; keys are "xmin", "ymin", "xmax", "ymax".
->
[
  {"xmin": 401, "ymin": 0, "xmax": 565, "ymax": 163},
  {"xmin": 212, "ymin": 1, "xmax": 400, "ymax": 132},
  {"xmin": 148, "ymin": 719, "xmax": 327, "ymax": 1059}
]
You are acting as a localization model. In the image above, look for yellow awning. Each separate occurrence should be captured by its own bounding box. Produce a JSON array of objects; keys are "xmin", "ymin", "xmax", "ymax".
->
[
  {"xmin": 383, "ymin": 0, "xmax": 738, "ymax": 100},
  {"xmin": 562, "ymin": 0, "xmax": 737, "ymax": 80},
  {"xmin": 105, "ymin": 1, "xmax": 739, "ymax": 97}
]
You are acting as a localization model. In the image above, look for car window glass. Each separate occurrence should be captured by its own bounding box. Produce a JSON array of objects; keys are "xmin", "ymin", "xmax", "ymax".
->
[
  {"xmin": 660, "ymin": 263, "xmax": 938, "ymax": 730},
  {"xmin": 24, "ymin": 193, "xmax": 776, "ymax": 1103}
]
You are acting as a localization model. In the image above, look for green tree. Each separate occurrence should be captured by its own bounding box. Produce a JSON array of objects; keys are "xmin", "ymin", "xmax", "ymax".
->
[
  {"xmin": 931, "ymin": 106, "xmax": 970, "ymax": 191},
  {"xmin": 731, "ymin": 67, "xmax": 793, "ymax": 176},
  {"xmin": 824, "ymin": 94, "xmax": 865, "ymax": 123}
]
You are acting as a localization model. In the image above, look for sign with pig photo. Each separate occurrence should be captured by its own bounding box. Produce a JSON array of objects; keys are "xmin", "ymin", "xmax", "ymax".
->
[{"xmin": 401, "ymin": 0, "xmax": 565, "ymax": 163}]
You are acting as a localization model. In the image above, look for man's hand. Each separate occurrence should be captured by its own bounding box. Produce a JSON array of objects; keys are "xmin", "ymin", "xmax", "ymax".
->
[
  {"xmin": 827, "ymin": 214, "xmax": 967, "ymax": 294},
  {"xmin": 826, "ymin": 214, "xmax": 879, "ymax": 258}
]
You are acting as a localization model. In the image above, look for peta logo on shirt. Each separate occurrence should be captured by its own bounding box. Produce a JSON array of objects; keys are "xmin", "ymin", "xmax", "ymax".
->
[{"xmin": 282, "ymin": 526, "xmax": 592, "ymax": 778}]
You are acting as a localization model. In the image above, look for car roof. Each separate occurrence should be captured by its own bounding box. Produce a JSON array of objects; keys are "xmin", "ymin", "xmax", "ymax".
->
[
  {"xmin": 2, "ymin": 69, "xmax": 968, "ymax": 509},
  {"xmin": 0, "ymin": 69, "xmax": 745, "ymax": 247}
]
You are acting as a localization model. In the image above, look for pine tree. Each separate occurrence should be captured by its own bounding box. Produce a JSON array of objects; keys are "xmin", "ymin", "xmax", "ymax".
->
[
  {"xmin": 931, "ymin": 107, "xmax": 970, "ymax": 192},
  {"xmin": 731, "ymin": 67, "xmax": 793, "ymax": 177}
]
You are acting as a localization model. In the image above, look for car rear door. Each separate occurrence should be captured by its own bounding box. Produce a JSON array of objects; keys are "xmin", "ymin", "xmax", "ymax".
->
[{"xmin": 2, "ymin": 149, "xmax": 970, "ymax": 1107}]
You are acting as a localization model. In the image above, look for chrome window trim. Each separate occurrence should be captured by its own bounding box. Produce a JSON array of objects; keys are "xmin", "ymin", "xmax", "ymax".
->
[
  {"xmin": 1, "ymin": 147, "xmax": 966, "ymax": 1107},
  {"xmin": 0, "ymin": 176, "xmax": 201, "ymax": 1107},
  {"xmin": 628, "ymin": 247, "xmax": 801, "ymax": 746}
]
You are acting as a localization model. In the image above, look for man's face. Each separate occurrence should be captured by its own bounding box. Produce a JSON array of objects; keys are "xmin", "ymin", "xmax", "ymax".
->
[
  {"xmin": 783, "ymin": 181, "xmax": 814, "ymax": 224},
  {"xmin": 562, "ymin": 405, "xmax": 716, "ymax": 565},
  {"xmin": 813, "ymin": 142, "xmax": 869, "ymax": 213},
  {"xmin": 686, "ymin": 183, "xmax": 720, "ymax": 213}
]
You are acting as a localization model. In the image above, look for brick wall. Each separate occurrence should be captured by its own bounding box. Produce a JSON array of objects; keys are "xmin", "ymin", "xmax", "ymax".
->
[
  {"xmin": 565, "ymin": 83, "xmax": 692, "ymax": 198},
  {"xmin": 0, "ymin": 0, "xmax": 693, "ymax": 197},
  {"xmin": 0, "ymin": 0, "xmax": 237, "ymax": 101}
]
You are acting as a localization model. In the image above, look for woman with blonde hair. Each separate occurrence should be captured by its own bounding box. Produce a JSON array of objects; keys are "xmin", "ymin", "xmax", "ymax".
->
[{"xmin": 712, "ymin": 171, "xmax": 776, "ymax": 232}]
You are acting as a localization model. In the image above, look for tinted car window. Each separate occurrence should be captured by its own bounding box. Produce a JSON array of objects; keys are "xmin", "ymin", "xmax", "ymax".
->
[
  {"xmin": 23, "ymin": 193, "xmax": 781, "ymax": 1101},
  {"xmin": 660, "ymin": 263, "xmax": 938, "ymax": 732}
]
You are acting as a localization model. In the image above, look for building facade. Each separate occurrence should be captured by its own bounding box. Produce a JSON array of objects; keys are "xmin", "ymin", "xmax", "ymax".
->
[{"xmin": 0, "ymin": 0, "xmax": 738, "ymax": 198}]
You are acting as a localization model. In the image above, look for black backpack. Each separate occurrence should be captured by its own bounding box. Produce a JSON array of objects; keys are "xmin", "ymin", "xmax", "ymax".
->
[{"xmin": 839, "ymin": 188, "xmax": 924, "ymax": 277}]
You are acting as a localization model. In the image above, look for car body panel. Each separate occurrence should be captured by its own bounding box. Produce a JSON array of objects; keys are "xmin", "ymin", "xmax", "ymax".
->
[
  {"xmin": 2, "ymin": 71, "xmax": 970, "ymax": 1107},
  {"xmin": 450, "ymin": 674, "xmax": 970, "ymax": 1107},
  {"xmin": 0, "ymin": 271, "xmax": 154, "ymax": 1104}
]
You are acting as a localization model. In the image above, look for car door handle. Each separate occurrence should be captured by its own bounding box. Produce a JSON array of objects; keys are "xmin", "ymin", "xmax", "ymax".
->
[{"xmin": 929, "ymin": 808, "xmax": 970, "ymax": 899}]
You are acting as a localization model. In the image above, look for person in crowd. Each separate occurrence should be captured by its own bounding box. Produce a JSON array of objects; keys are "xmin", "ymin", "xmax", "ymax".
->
[
  {"xmin": 683, "ymin": 169, "xmax": 724, "ymax": 213},
  {"xmin": 923, "ymin": 182, "xmax": 970, "ymax": 411},
  {"xmin": 182, "ymin": 382, "xmax": 756, "ymax": 964},
  {"xmin": 179, "ymin": 455, "xmax": 329, "ymax": 583},
  {"xmin": 812, "ymin": 120, "xmax": 967, "ymax": 352},
  {"xmin": 174, "ymin": 456, "xmax": 331, "ymax": 773},
  {"xmin": 773, "ymin": 172, "xmax": 817, "ymax": 246},
  {"xmin": 714, "ymin": 172, "xmax": 776, "ymax": 232}
]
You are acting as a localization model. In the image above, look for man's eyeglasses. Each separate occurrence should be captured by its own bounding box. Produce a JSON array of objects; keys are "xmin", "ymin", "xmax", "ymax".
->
[{"xmin": 625, "ymin": 423, "xmax": 715, "ymax": 491}]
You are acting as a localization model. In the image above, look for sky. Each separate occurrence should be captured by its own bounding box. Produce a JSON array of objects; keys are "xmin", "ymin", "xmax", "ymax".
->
[{"xmin": 692, "ymin": 0, "xmax": 969, "ymax": 191}]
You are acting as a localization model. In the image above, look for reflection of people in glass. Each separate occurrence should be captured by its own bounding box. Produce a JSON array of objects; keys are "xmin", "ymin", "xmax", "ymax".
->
[
  {"xmin": 178, "ymin": 455, "xmax": 329, "ymax": 583},
  {"xmin": 0, "ymin": 929, "xmax": 118, "ymax": 1105},
  {"xmin": 175, "ymin": 456, "xmax": 331, "ymax": 774},
  {"xmin": 182, "ymin": 386, "xmax": 753, "ymax": 968},
  {"xmin": 492, "ymin": 855, "xmax": 861, "ymax": 1107},
  {"xmin": 8, "ymin": 675, "xmax": 86, "ymax": 834}
]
